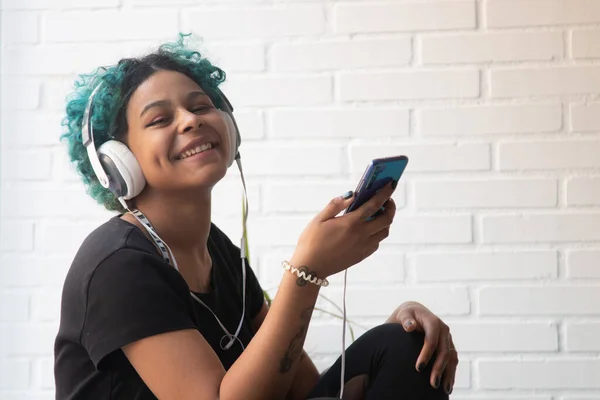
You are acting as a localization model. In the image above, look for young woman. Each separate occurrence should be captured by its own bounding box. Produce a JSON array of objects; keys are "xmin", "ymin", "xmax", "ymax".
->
[{"xmin": 54, "ymin": 36, "xmax": 458, "ymax": 400}]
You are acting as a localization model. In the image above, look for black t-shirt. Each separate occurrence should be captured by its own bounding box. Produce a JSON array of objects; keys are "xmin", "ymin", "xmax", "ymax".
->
[{"xmin": 54, "ymin": 216, "xmax": 266, "ymax": 400}]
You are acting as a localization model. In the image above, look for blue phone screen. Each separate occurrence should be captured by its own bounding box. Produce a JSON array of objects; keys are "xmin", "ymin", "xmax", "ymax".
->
[{"xmin": 346, "ymin": 156, "xmax": 408, "ymax": 216}]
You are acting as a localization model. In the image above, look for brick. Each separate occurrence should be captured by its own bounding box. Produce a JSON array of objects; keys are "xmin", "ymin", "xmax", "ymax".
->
[
  {"xmin": 571, "ymin": 103, "xmax": 600, "ymax": 132},
  {"xmin": 418, "ymin": 104, "xmax": 562, "ymax": 136},
  {"xmin": 1, "ymin": 78, "xmax": 40, "ymax": 110},
  {"xmin": 451, "ymin": 322, "xmax": 558, "ymax": 352},
  {"xmin": 206, "ymin": 43, "xmax": 265, "ymax": 72},
  {"xmin": 2, "ymin": 44, "xmax": 130, "ymax": 76},
  {"xmin": 261, "ymin": 251, "xmax": 405, "ymax": 288},
  {"xmin": 487, "ymin": 0, "xmax": 600, "ymax": 27},
  {"xmin": 414, "ymin": 251, "xmax": 558, "ymax": 282},
  {"xmin": 263, "ymin": 181, "xmax": 406, "ymax": 213},
  {"xmin": 1, "ymin": 11, "xmax": 38, "ymax": 44},
  {"xmin": 0, "ymin": 221, "xmax": 34, "ymax": 252},
  {"xmin": 386, "ymin": 216, "xmax": 472, "ymax": 244},
  {"xmin": 183, "ymin": 6, "xmax": 325, "ymax": 39},
  {"xmin": 1, "ymin": 324, "xmax": 57, "ymax": 356},
  {"xmin": 0, "ymin": 394, "xmax": 53, "ymax": 400},
  {"xmin": 573, "ymin": 30, "xmax": 600, "ymax": 59},
  {"xmin": 479, "ymin": 286, "xmax": 600, "ymax": 315},
  {"xmin": 240, "ymin": 144, "xmax": 343, "ymax": 176},
  {"xmin": 1, "ymin": 112, "xmax": 67, "ymax": 147},
  {"xmin": 491, "ymin": 67, "xmax": 600, "ymax": 98},
  {"xmin": 335, "ymin": 1, "xmax": 475, "ymax": 33},
  {"xmin": 567, "ymin": 250, "xmax": 600, "ymax": 278},
  {"xmin": 415, "ymin": 179, "xmax": 557, "ymax": 209},
  {"xmin": 340, "ymin": 70, "xmax": 479, "ymax": 101},
  {"xmin": 271, "ymin": 38, "xmax": 411, "ymax": 72},
  {"xmin": 37, "ymin": 221, "xmax": 107, "ymax": 255},
  {"xmin": 222, "ymin": 76, "xmax": 332, "ymax": 106},
  {"xmin": 499, "ymin": 141, "xmax": 600, "ymax": 170},
  {"xmin": 233, "ymin": 110, "xmax": 264, "ymax": 139},
  {"xmin": 0, "ymin": 358, "xmax": 29, "ymax": 390},
  {"xmin": 2, "ymin": 0, "xmax": 119, "ymax": 8},
  {"xmin": 482, "ymin": 214, "xmax": 600, "ymax": 243},
  {"xmin": 0, "ymin": 255, "xmax": 72, "ymax": 287},
  {"xmin": 212, "ymin": 181, "xmax": 260, "ymax": 217},
  {"xmin": 566, "ymin": 323, "xmax": 600, "ymax": 351},
  {"xmin": 31, "ymin": 291, "xmax": 61, "ymax": 322},
  {"xmin": 1, "ymin": 186, "xmax": 114, "ymax": 219},
  {"xmin": 0, "ymin": 293, "xmax": 29, "ymax": 322},
  {"xmin": 567, "ymin": 177, "xmax": 600, "ymax": 206},
  {"xmin": 423, "ymin": 32, "xmax": 562, "ymax": 64},
  {"xmin": 218, "ymin": 216, "xmax": 309, "ymax": 247},
  {"xmin": 1, "ymin": 149, "xmax": 52, "ymax": 181},
  {"xmin": 349, "ymin": 143, "xmax": 490, "ymax": 174},
  {"xmin": 46, "ymin": 10, "xmax": 178, "ymax": 42},
  {"xmin": 34, "ymin": 358, "xmax": 54, "ymax": 389},
  {"xmin": 453, "ymin": 397, "xmax": 550, "ymax": 400},
  {"xmin": 328, "ymin": 287, "xmax": 470, "ymax": 317},
  {"xmin": 561, "ymin": 398, "xmax": 600, "ymax": 400},
  {"xmin": 479, "ymin": 359, "xmax": 600, "ymax": 388},
  {"xmin": 269, "ymin": 108, "xmax": 409, "ymax": 138}
]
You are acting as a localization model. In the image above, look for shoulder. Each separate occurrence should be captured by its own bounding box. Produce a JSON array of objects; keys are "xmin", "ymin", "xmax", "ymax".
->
[{"xmin": 60, "ymin": 216, "xmax": 165, "ymax": 300}]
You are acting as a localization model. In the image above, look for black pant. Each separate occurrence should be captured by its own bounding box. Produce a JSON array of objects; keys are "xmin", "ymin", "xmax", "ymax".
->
[{"xmin": 308, "ymin": 323, "xmax": 449, "ymax": 400}]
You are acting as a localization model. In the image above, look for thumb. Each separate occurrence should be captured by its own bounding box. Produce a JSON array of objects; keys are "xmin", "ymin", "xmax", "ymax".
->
[
  {"xmin": 316, "ymin": 191, "xmax": 354, "ymax": 221},
  {"xmin": 396, "ymin": 308, "xmax": 418, "ymax": 332}
]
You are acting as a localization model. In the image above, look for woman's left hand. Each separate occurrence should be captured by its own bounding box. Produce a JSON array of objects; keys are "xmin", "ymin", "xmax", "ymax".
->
[{"xmin": 386, "ymin": 301, "xmax": 458, "ymax": 395}]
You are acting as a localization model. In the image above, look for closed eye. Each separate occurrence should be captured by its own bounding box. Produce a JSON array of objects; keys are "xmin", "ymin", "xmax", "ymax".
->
[
  {"xmin": 146, "ymin": 116, "xmax": 170, "ymax": 128},
  {"xmin": 192, "ymin": 106, "xmax": 212, "ymax": 114}
]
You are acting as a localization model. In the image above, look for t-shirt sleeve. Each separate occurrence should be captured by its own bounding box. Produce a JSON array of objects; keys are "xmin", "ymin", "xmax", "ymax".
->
[{"xmin": 81, "ymin": 249, "xmax": 196, "ymax": 370}]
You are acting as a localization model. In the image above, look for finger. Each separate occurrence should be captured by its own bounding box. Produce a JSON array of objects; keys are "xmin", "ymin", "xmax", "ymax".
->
[
  {"xmin": 442, "ymin": 350, "xmax": 458, "ymax": 395},
  {"xmin": 352, "ymin": 181, "xmax": 396, "ymax": 222},
  {"xmin": 367, "ymin": 228, "xmax": 389, "ymax": 249},
  {"xmin": 383, "ymin": 197, "xmax": 397, "ymax": 220},
  {"xmin": 429, "ymin": 333, "xmax": 451, "ymax": 389},
  {"xmin": 364, "ymin": 198, "xmax": 397, "ymax": 235},
  {"xmin": 416, "ymin": 320, "xmax": 440, "ymax": 372},
  {"xmin": 443, "ymin": 334, "xmax": 458, "ymax": 394},
  {"xmin": 394, "ymin": 306, "xmax": 419, "ymax": 333},
  {"xmin": 316, "ymin": 191, "xmax": 354, "ymax": 221}
]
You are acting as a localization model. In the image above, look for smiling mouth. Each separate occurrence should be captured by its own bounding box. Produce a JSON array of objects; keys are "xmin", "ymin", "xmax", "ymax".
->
[{"xmin": 177, "ymin": 142, "xmax": 216, "ymax": 160}]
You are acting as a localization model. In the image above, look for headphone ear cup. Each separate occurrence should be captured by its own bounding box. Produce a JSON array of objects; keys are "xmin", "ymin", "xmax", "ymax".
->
[{"xmin": 97, "ymin": 140, "xmax": 146, "ymax": 200}]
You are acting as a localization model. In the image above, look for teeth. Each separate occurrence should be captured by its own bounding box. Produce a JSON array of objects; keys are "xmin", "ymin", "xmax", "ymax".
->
[{"xmin": 179, "ymin": 143, "xmax": 213, "ymax": 160}]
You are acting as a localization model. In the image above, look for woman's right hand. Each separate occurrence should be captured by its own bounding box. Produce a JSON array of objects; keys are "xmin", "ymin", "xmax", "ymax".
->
[{"xmin": 290, "ymin": 181, "xmax": 397, "ymax": 279}]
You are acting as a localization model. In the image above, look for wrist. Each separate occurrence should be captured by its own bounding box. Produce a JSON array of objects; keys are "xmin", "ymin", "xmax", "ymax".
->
[
  {"xmin": 285, "ymin": 258, "xmax": 329, "ymax": 287},
  {"xmin": 288, "ymin": 256, "xmax": 328, "ymax": 278}
]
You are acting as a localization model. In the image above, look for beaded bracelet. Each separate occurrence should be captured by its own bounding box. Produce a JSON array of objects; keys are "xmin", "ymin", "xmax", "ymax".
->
[{"xmin": 282, "ymin": 261, "xmax": 329, "ymax": 287}]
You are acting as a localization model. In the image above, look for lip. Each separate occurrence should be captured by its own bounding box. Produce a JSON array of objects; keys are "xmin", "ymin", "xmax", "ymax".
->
[{"xmin": 174, "ymin": 136, "xmax": 219, "ymax": 161}]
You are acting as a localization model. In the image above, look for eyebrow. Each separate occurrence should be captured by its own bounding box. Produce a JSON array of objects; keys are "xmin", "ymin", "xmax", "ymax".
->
[{"xmin": 139, "ymin": 91, "xmax": 210, "ymax": 118}]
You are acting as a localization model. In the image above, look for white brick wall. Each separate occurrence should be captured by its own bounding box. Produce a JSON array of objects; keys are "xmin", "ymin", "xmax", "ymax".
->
[{"xmin": 1, "ymin": 0, "xmax": 599, "ymax": 398}]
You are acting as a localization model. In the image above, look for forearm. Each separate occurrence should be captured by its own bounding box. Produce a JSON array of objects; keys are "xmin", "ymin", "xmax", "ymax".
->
[
  {"xmin": 220, "ymin": 269, "xmax": 320, "ymax": 400},
  {"xmin": 286, "ymin": 350, "xmax": 320, "ymax": 400}
]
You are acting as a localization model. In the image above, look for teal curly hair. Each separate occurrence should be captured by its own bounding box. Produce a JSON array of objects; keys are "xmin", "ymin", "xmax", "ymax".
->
[{"xmin": 61, "ymin": 34, "xmax": 226, "ymax": 213}]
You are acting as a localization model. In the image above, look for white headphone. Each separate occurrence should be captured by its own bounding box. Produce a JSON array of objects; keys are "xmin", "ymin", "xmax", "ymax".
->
[
  {"xmin": 82, "ymin": 78, "xmax": 250, "ymax": 351},
  {"xmin": 81, "ymin": 80, "xmax": 242, "ymax": 201}
]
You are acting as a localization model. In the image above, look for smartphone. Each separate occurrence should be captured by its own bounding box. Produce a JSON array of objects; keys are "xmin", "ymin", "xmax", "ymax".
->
[{"xmin": 345, "ymin": 155, "xmax": 409, "ymax": 218}]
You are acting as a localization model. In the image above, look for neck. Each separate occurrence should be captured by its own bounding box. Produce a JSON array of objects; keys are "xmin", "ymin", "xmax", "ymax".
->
[{"xmin": 130, "ymin": 187, "xmax": 213, "ymax": 266}]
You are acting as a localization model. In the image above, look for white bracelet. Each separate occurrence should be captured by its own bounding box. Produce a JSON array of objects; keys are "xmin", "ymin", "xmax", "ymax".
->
[{"xmin": 282, "ymin": 261, "xmax": 329, "ymax": 287}]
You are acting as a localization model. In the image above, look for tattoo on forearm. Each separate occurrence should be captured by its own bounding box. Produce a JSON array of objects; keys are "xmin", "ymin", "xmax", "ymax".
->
[{"xmin": 280, "ymin": 307, "xmax": 313, "ymax": 373}]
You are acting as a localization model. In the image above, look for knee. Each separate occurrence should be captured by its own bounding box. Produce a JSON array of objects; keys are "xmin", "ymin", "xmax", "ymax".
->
[{"xmin": 361, "ymin": 323, "xmax": 425, "ymax": 361}]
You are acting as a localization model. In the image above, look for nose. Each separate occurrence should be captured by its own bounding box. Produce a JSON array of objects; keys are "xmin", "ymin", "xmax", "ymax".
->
[{"xmin": 178, "ymin": 108, "xmax": 204, "ymax": 134}]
